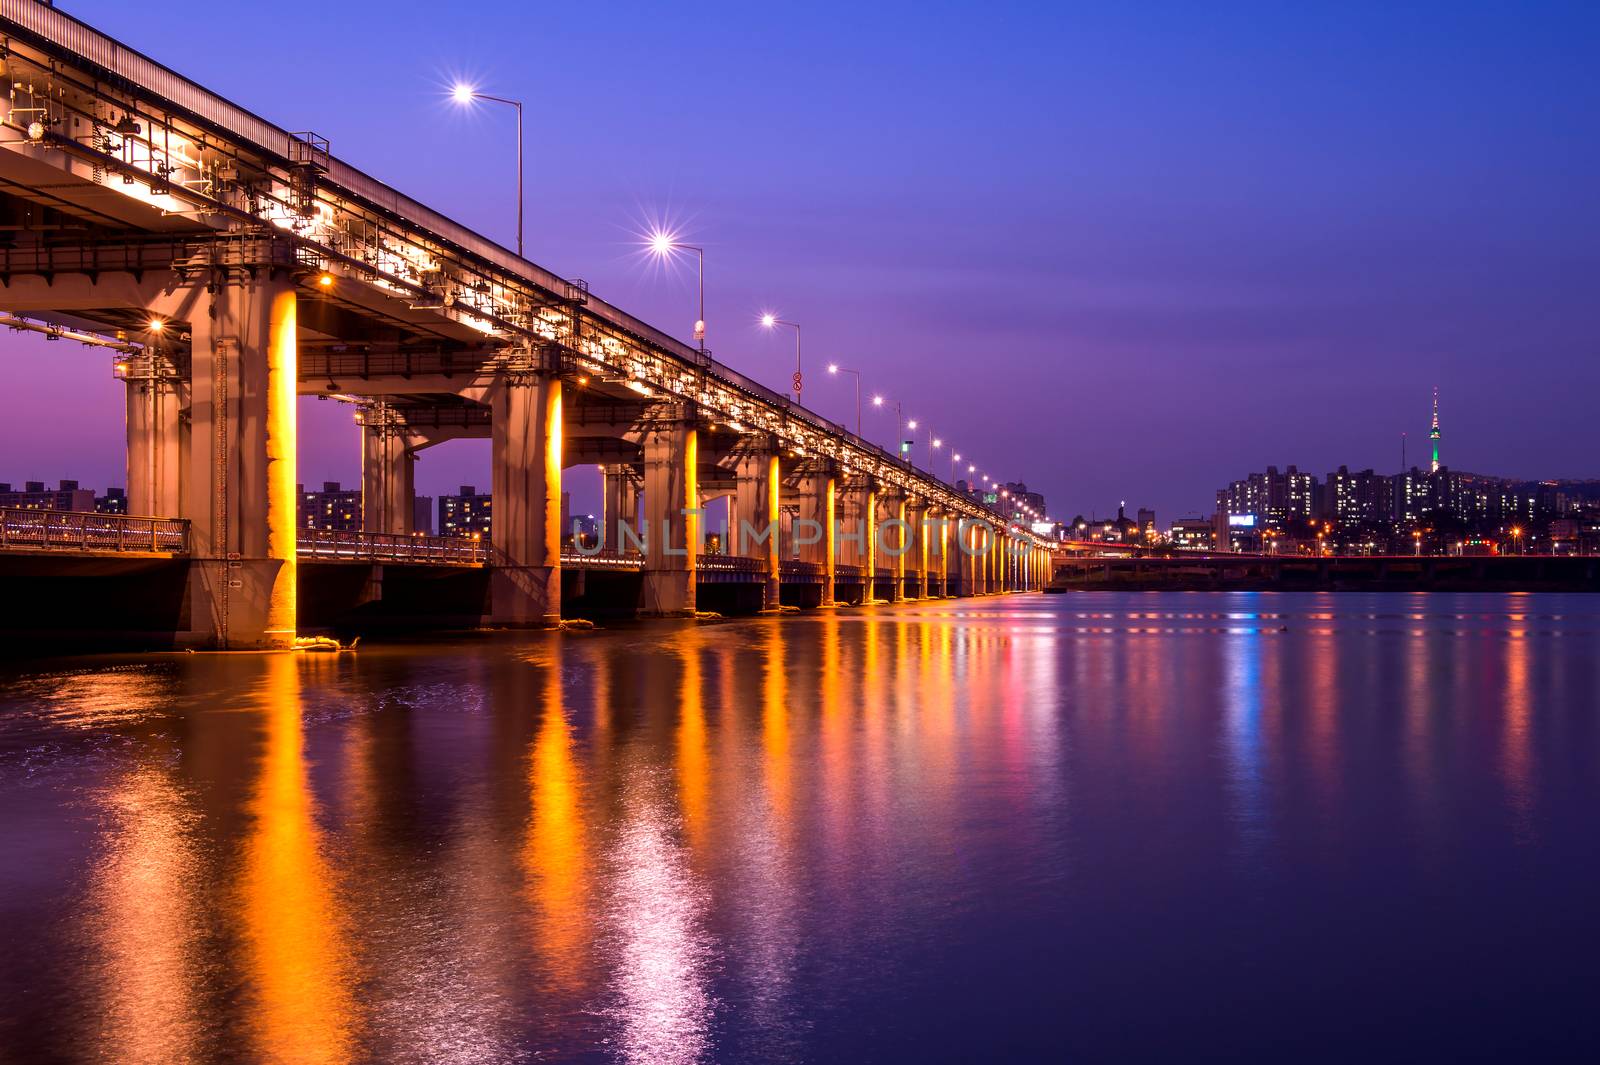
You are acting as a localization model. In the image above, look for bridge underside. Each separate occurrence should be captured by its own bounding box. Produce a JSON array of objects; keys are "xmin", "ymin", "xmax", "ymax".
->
[{"xmin": 0, "ymin": 7, "xmax": 1051, "ymax": 648}]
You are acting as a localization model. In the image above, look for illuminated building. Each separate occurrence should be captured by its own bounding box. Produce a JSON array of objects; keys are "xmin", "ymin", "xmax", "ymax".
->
[
  {"xmin": 0, "ymin": 479, "xmax": 96, "ymax": 512},
  {"xmin": 95, "ymin": 487, "xmax": 129, "ymax": 515},
  {"xmin": 439, "ymin": 485, "xmax": 493, "ymax": 539},
  {"xmin": 298, "ymin": 481, "xmax": 362, "ymax": 532},
  {"xmin": 1325, "ymin": 466, "xmax": 1391, "ymax": 524},
  {"xmin": 1170, "ymin": 518, "xmax": 1215, "ymax": 550},
  {"xmin": 1215, "ymin": 465, "xmax": 1316, "ymax": 528}
]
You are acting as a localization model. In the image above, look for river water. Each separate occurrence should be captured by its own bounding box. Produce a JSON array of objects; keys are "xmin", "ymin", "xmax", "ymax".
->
[{"xmin": 1, "ymin": 592, "xmax": 1597, "ymax": 1062}]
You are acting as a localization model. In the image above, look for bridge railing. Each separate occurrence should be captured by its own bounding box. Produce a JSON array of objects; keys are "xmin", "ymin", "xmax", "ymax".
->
[
  {"xmin": 561, "ymin": 550, "xmax": 644, "ymax": 570},
  {"xmin": 297, "ymin": 529, "xmax": 486, "ymax": 565},
  {"xmin": 0, "ymin": 507, "xmax": 189, "ymax": 553}
]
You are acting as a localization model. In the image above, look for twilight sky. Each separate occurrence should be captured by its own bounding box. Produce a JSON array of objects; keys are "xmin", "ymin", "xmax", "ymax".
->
[{"xmin": 2, "ymin": 0, "xmax": 1597, "ymax": 521}]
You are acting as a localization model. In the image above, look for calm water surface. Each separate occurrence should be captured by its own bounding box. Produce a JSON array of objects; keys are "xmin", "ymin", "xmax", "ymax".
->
[{"xmin": 2, "ymin": 592, "xmax": 1598, "ymax": 1062}]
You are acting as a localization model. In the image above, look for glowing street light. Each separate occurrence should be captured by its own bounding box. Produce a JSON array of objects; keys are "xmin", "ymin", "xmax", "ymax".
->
[
  {"xmin": 761, "ymin": 314, "xmax": 803, "ymax": 403},
  {"xmin": 647, "ymin": 230, "xmax": 706, "ymax": 353},
  {"xmin": 450, "ymin": 84, "xmax": 525, "ymax": 258},
  {"xmin": 873, "ymin": 395, "xmax": 912, "ymax": 461},
  {"xmin": 828, "ymin": 363, "xmax": 863, "ymax": 437}
]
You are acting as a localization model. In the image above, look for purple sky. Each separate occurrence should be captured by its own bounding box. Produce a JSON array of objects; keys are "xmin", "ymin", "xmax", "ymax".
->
[{"xmin": 3, "ymin": 0, "xmax": 1597, "ymax": 521}]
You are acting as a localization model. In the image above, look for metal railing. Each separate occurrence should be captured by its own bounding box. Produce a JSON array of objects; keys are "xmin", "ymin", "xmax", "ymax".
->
[
  {"xmin": 697, "ymin": 554, "xmax": 766, "ymax": 574},
  {"xmin": 0, "ymin": 507, "xmax": 189, "ymax": 553},
  {"xmin": 561, "ymin": 550, "xmax": 644, "ymax": 570},
  {"xmin": 297, "ymin": 529, "xmax": 486, "ymax": 565}
]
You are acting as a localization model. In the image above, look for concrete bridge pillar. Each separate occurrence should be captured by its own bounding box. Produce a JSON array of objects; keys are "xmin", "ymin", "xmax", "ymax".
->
[
  {"xmin": 603, "ymin": 463, "xmax": 641, "ymax": 554},
  {"xmin": 879, "ymin": 492, "xmax": 908, "ymax": 603},
  {"xmin": 640, "ymin": 410, "xmax": 697, "ymax": 617},
  {"xmin": 947, "ymin": 516, "xmax": 965, "ymax": 596},
  {"xmin": 795, "ymin": 467, "xmax": 835, "ymax": 606},
  {"xmin": 489, "ymin": 371, "xmax": 562, "ymax": 626},
  {"xmin": 838, "ymin": 479, "xmax": 876, "ymax": 603},
  {"xmin": 907, "ymin": 500, "xmax": 928, "ymax": 599},
  {"xmin": 124, "ymin": 354, "xmax": 186, "ymax": 520},
  {"xmin": 184, "ymin": 276, "xmax": 299, "ymax": 649},
  {"xmin": 361, "ymin": 417, "xmax": 416, "ymax": 535},
  {"xmin": 979, "ymin": 522, "xmax": 995, "ymax": 594},
  {"xmin": 733, "ymin": 445, "xmax": 781, "ymax": 611}
]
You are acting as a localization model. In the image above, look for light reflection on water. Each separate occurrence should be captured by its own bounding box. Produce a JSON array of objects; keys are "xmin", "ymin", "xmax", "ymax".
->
[{"xmin": 2, "ymin": 591, "xmax": 1600, "ymax": 1062}]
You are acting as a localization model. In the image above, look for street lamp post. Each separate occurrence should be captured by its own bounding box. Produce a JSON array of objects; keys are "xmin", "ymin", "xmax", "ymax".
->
[
  {"xmin": 872, "ymin": 395, "xmax": 910, "ymax": 462},
  {"xmin": 452, "ymin": 85, "xmax": 524, "ymax": 258},
  {"xmin": 762, "ymin": 315, "xmax": 802, "ymax": 403},
  {"xmin": 828, "ymin": 364, "xmax": 863, "ymax": 438},
  {"xmin": 649, "ymin": 233, "xmax": 706, "ymax": 355}
]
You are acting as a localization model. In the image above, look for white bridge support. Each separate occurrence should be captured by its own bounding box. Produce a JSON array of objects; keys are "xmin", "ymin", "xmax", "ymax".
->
[
  {"xmin": 603, "ymin": 464, "xmax": 641, "ymax": 553},
  {"xmin": 489, "ymin": 372, "xmax": 563, "ymax": 626},
  {"xmin": 361, "ymin": 421, "xmax": 416, "ymax": 536},
  {"xmin": 125, "ymin": 356, "xmax": 187, "ymax": 522}
]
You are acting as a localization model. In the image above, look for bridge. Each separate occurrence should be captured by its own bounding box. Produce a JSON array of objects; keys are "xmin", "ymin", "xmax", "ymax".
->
[{"xmin": 0, "ymin": 2, "xmax": 1052, "ymax": 648}]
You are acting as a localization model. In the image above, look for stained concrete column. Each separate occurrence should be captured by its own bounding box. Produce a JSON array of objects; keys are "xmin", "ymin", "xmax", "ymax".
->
[
  {"xmin": 361, "ymin": 419, "xmax": 415, "ymax": 535},
  {"xmin": 640, "ymin": 412, "xmax": 697, "ymax": 617},
  {"xmin": 124, "ymin": 354, "xmax": 186, "ymax": 519},
  {"xmin": 184, "ymin": 277, "xmax": 298, "ymax": 649},
  {"xmin": 907, "ymin": 501, "xmax": 928, "ymax": 599},
  {"xmin": 929, "ymin": 509, "xmax": 947, "ymax": 597},
  {"xmin": 837, "ymin": 479, "xmax": 876, "ymax": 603},
  {"xmin": 734, "ymin": 446, "xmax": 781, "ymax": 611},
  {"xmin": 948, "ymin": 516, "xmax": 966, "ymax": 596},
  {"xmin": 979, "ymin": 521, "xmax": 992, "ymax": 591},
  {"xmin": 878, "ymin": 492, "xmax": 908, "ymax": 603},
  {"xmin": 795, "ymin": 469, "xmax": 836, "ymax": 606},
  {"xmin": 603, "ymin": 463, "xmax": 640, "ymax": 554},
  {"xmin": 490, "ymin": 371, "xmax": 562, "ymax": 626}
]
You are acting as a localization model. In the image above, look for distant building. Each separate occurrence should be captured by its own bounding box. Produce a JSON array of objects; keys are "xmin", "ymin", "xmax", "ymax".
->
[
  {"xmin": 413, "ymin": 495, "xmax": 434, "ymax": 536},
  {"xmin": 299, "ymin": 481, "xmax": 362, "ymax": 532},
  {"xmin": 0, "ymin": 479, "xmax": 96, "ymax": 512},
  {"xmin": 1170, "ymin": 517, "xmax": 1215, "ymax": 551},
  {"xmin": 1325, "ymin": 466, "xmax": 1391, "ymax": 525},
  {"xmin": 996, "ymin": 481, "xmax": 1047, "ymax": 520},
  {"xmin": 440, "ymin": 485, "xmax": 492, "ymax": 539},
  {"xmin": 1216, "ymin": 465, "xmax": 1316, "ymax": 528},
  {"xmin": 1136, "ymin": 507, "xmax": 1157, "ymax": 543},
  {"xmin": 95, "ymin": 487, "xmax": 129, "ymax": 515}
]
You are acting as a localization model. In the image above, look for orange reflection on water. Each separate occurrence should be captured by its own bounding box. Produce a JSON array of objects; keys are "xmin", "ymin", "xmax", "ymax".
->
[
  {"xmin": 1501, "ymin": 630, "xmax": 1535, "ymax": 839},
  {"xmin": 524, "ymin": 662, "xmax": 593, "ymax": 997},
  {"xmin": 236, "ymin": 655, "xmax": 358, "ymax": 1064},
  {"xmin": 86, "ymin": 762, "xmax": 205, "ymax": 1064},
  {"xmin": 761, "ymin": 624, "xmax": 791, "ymax": 823},
  {"xmin": 675, "ymin": 631, "xmax": 711, "ymax": 855}
]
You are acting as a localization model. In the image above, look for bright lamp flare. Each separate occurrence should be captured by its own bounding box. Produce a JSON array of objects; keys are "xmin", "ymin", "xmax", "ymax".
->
[
  {"xmin": 761, "ymin": 313, "xmax": 777, "ymax": 328},
  {"xmin": 451, "ymin": 83, "xmax": 475, "ymax": 104},
  {"xmin": 828, "ymin": 363, "xmax": 839, "ymax": 374},
  {"xmin": 872, "ymin": 395, "xmax": 884, "ymax": 406},
  {"xmin": 147, "ymin": 317, "xmax": 165, "ymax": 333},
  {"xmin": 648, "ymin": 230, "xmax": 675, "ymax": 257}
]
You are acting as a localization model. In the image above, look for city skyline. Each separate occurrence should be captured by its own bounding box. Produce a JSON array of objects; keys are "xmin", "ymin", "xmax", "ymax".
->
[{"xmin": 1, "ymin": 0, "xmax": 1597, "ymax": 522}]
